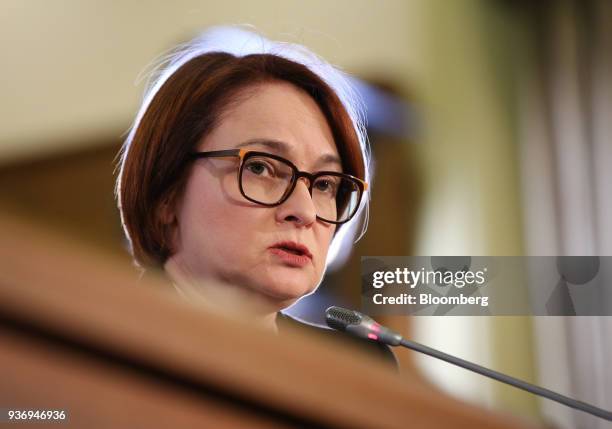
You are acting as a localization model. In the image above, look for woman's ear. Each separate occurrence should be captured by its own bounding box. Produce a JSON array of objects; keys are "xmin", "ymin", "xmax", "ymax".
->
[
  {"xmin": 158, "ymin": 198, "xmax": 176, "ymax": 225},
  {"xmin": 158, "ymin": 185, "xmax": 184, "ymax": 225},
  {"xmin": 156, "ymin": 192, "xmax": 180, "ymax": 254}
]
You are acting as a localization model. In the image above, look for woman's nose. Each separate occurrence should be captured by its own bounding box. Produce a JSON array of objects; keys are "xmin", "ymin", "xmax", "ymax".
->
[{"xmin": 275, "ymin": 177, "xmax": 317, "ymax": 226}]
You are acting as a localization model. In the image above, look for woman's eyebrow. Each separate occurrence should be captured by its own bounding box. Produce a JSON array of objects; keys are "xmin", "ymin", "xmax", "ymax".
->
[
  {"xmin": 235, "ymin": 138, "xmax": 342, "ymax": 168},
  {"xmin": 316, "ymin": 154, "xmax": 343, "ymax": 169}
]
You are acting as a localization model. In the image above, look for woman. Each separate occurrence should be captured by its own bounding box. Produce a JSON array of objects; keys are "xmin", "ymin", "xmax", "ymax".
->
[{"xmin": 116, "ymin": 26, "xmax": 397, "ymax": 370}]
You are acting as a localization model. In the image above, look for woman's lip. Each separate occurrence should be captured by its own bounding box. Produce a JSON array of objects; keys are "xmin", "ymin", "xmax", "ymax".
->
[
  {"xmin": 269, "ymin": 248, "xmax": 312, "ymax": 267},
  {"xmin": 269, "ymin": 241, "xmax": 313, "ymax": 259}
]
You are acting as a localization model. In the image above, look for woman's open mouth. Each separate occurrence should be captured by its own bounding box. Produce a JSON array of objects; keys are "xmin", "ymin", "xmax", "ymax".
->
[{"xmin": 269, "ymin": 241, "xmax": 312, "ymax": 268}]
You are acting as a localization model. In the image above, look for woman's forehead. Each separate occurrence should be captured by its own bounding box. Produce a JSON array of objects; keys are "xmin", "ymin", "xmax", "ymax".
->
[
  {"xmin": 198, "ymin": 82, "xmax": 343, "ymax": 170},
  {"xmin": 225, "ymin": 83, "xmax": 333, "ymax": 137}
]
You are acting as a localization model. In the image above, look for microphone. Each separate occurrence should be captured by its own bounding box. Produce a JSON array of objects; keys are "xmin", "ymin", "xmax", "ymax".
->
[{"xmin": 325, "ymin": 306, "xmax": 612, "ymax": 422}]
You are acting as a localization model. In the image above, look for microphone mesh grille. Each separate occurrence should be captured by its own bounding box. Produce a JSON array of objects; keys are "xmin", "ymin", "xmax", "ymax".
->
[{"xmin": 325, "ymin": 307, "xmax": 360, "ymax": 331}]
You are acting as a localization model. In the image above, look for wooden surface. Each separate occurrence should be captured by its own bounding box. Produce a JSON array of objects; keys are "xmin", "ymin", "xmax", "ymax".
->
[{"xmin": 0, "ymin": 213, "xmax": 540, "ymax": 429}]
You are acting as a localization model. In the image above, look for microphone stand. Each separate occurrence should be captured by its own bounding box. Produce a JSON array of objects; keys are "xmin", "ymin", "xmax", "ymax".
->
[
  {"xmin": 325, "ymin": 306, "xmax": 612, "ymax": 422},
  {"xmin": 398, "ymin": 337, "xmax": 612, "ymax": 422}
]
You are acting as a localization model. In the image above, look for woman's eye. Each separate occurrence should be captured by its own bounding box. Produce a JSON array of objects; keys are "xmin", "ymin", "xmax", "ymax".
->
[
  {"xmin": 315, "ymin": 179, "xmax": 337, "ymax": 193},
  {"xmin": 246, "ymin": 161, "xmax": 272, "ymax": 176}
]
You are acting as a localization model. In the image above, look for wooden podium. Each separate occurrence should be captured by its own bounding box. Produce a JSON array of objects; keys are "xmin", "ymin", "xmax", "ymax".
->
[{"xmin": 0, "ymin": 214, "xmax": 540, "ymax": 429}]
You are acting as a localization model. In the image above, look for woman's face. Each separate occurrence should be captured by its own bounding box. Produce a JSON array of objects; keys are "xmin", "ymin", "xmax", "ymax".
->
[{"xmin": 166, "ymin": 81, "xmax": 340, "ymax": 308}]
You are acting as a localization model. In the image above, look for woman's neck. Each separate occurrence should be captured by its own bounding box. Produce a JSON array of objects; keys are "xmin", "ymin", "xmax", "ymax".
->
[{"xmin": 162, "ymin": 256, "xmax": 281, "ymax": 334}]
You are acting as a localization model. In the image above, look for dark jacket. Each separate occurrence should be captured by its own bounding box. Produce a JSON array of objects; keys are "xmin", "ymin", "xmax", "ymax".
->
[{"xmin": 276, "ymin": 311, "xmax": 399, "ymax": 373}]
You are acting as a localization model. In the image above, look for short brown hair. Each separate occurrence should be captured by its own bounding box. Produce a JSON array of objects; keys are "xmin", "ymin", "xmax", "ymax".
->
[{"xmin": 117, "ymin": 48, "xmax": 368, "ymax": 270}]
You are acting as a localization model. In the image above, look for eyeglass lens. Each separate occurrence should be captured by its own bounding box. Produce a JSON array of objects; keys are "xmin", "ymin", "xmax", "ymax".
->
[{"xmin": 240, "ymin": 154, "xmax": 360, "ymax": 223}]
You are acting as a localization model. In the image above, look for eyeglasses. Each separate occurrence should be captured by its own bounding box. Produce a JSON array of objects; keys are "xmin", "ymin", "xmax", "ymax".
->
[{"xmin": 189, "ymin": 149, "xmax": 368, "ymax": 225}]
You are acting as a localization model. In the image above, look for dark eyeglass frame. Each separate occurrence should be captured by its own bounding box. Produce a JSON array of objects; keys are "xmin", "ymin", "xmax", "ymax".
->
[{"xmin": 189, "ymin": 148, "xmax": 368, "ymax": 225}]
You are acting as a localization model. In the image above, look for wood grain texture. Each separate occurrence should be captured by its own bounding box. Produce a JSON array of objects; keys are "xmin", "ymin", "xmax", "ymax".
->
[{"xmin": 0, "ymin": 213, "xmax": 540, "ymax": 429}]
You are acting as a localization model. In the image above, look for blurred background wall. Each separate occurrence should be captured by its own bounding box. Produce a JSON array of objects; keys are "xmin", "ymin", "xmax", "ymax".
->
[{"xmin": 1, "ymin": 1, "xmax": 611, "ymax": 428}]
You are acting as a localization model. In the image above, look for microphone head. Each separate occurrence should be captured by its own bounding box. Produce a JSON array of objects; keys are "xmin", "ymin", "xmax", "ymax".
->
[
  {"xmin": 325, "ymin": 306, "xmax": 403, "ymax": 346},
  {"xmin": 325, "ymin": 306, "xmax": 362, "ymax": 331}
]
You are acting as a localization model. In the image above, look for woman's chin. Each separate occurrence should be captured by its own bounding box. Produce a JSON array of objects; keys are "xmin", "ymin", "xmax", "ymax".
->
[{"xmin": 257, "ymin": 277, "xmax": 314, "ymax": 303}]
